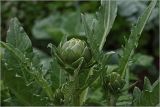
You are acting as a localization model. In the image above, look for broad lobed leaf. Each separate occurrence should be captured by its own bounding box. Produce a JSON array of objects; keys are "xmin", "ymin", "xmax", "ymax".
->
[
  {"xmin": 81, "ymin": 0, "xmax": 117, "ymax": 71},
  {"xmin": 7, "ymin": 17, "xmax": 32, "ymax": 53},
  {"xmin": 1, "ymin": 18, "xmax": 55, "ymax": 105}
]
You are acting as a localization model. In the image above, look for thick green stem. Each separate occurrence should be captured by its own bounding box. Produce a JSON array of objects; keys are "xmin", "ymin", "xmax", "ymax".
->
[
  {"xmin": 72, "ymin": 89, "xmax": 88, "ymax": 106},
  {"xmin": 106, "ymin": 92, "xmax": 117, "ymax": 106},
  {"xmin": 72, "ymin": 70, "xmax": 81, "ymax": 106},
  {"xmin": 108, "ymin": 94, "xmax": 117, "ymax": 106},
  {"xmin": 71, "ymin": 64, "xmax": 89, "ymax": 105},
  {"xmin": 80, "ymin": 88, "xmax": 88, "ymax": 104},
  {"xmin": 72, "ymin": 91, "xmax": 80, "ymax": 106}
]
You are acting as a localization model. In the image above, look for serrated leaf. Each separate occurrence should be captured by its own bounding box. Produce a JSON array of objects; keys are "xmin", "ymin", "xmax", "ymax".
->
[
  {"xmin": 143, "ymin": 76, "xmax": 152, "ymax": 91},
  {"xmin": 1, "ymin": 41, "xmax": 54, "ymax": 105},
  {"xmin": 80, "ymin": 64, "xmax": 104, "ymax": 91},
  {"xmin": 82, "ymin": 0, "xmax": 117, "ymax": 52},
  {"xmin": 133, "ymin": 78, "xmax": 159, "ymax": 106},
  {"xmin": 1, "ymin": 60, "xmax": 46, "ymax": 106},
  {"xmin": 133, "ymin": 87, "xmax": 141, "ymax": 105},
  {"xmin": 116, "ymin": 94, "xmax": 133, "ymax": 106},
  {"xmin": 6, "ymin": 17, "xmax": 32, "ymax": 53},
  {"xmin": 82, "ymin": 1, "xmax": 117, "ymax": 68},
  {"xmin": 1, "ymin": 18, "xmax": 54, "ymax": 105},
  {"xmin": 0, "ymin": 41, "xmax": 24, "ymax": 61},
  {"xmin": 61, "ymin": 81, "xmax": 74, "ymax": 105},
  {"xmin": 139, "ymin": 80, "xmax": 159, "ymax": 106},
  {"xmin": 118, "ymin": 0, "xmax": 157, "ymax": 77},
  {"xmin": 123, "ymin": 68, "xmax": 129, "ymax": 92}
]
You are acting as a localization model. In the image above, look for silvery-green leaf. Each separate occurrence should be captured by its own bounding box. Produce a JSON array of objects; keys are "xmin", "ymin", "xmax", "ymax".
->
[
  {"xmin": 118, "ymin": 0, "xmax": 157, "ymax": 77},
  {"xmin": 7, "ymin": 17, "xmax": 32, "ymax": 53},
  {"xmin": 82, "ymin": 0, "xmax": 117, "ymax": 68},
  {"xmin": 116, "ymin": 94, "xmax": 133, "ymax": 106},
  {"xmin": 61, "ymin": 81, "xmax": 74, "ymax": 105},
  {"xmin": 133, "ymin": 78, "xmax": 159, "ymax": 106},
  {"xmin": 1, "ymin": 18, "xmax": 54, "ymax": 105},
  {"xmin": 143, "ymin": 76, "xmax": 152, "ymax": 91},
  {"xmin": 80, "ymin": 64, "xmax": 104, "ymax": 91},
  {"xmin": 98, "ymin": 0, "xmax": 117, "ymax": 51}
]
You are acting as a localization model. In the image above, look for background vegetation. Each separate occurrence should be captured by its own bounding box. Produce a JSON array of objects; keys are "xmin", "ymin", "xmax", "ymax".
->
[{"xmin": 1, "ymin": 1, "xmax": 159, "ymax": 106}]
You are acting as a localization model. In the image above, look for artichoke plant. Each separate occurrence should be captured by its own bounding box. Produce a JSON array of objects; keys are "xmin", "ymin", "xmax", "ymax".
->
[
  {"xmin": 52, "ymin": 37, "xmax": 93, "ymax": 75},
  {"xmin": 60, "ymin": 38, "xmax": 91, "ymax": 65},
  {"xmin": 103, "ymin": 72, "xmax": 125, "ymax": 94}
]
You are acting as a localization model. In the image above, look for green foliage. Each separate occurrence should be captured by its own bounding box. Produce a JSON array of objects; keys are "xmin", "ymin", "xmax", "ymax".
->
[
  {"xmin": 133, "ymin": 53, "xmax": 153, "ymax": 67},
  {"xmin": 1, "ymin": 0, "xmax": 159, "ymax": 106},
  {"xmin": 32, "ymin": 12, "xmax": 82, "ymax": 45},
  {"xmin": 133, "ymin": 77, "xmax": 159, "ymax": 106},
  {"xmin": 1, "ymin": 18, "xmax": 54, "ymax": 105},
  {"xmin": 103, "ymin": 72, "xmax": 125, "ymax": 94},
  {"xmin": 118, "ymin": 0, "xmax": 157, "ymax": 78},
  {"xmin": 81, "ymin": 0, "xmax": 117, "ymax": 64},
  {"xmin": 7, "ymin": 18, "xmax": 32, "ymax": 53},
  {"xmin": 118, "ymin": 0, "xmax": 159, "ymax": 30},
  {"xmin": 116, "ymin": 94, "xmax": 133, "ymax": 106}
]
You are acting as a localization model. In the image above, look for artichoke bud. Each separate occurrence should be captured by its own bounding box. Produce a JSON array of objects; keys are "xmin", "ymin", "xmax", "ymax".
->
[
  {"xmin": 58, "ymin": 38, "xmax": 92, "ymax": 68},
  {"xmin": 104, "ymin": 72, "xmax": 125, "ymax": 94}
]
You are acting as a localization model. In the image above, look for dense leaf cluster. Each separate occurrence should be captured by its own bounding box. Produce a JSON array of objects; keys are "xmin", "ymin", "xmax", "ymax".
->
[{"xmin": 0, "ymin": 0, "xmax": 159, "ymax": 106}]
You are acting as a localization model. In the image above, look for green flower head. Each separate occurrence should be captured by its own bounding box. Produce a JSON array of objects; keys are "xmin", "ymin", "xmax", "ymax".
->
[
  {"xmin": 104, "ymin": 72, "xmax": 125, "ymax": 94},
  {"xmin": 60, "ymin": 38, "xmax": 92, "ymax": 65}
]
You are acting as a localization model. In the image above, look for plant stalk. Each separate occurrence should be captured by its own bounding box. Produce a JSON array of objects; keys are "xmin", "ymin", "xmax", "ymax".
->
[
  {"xmin": 108, "ymin": 94, "xmax": 117, "ymax": 106},
  {"xmin": 72, "ymin": 91, "xmax": 80, "ymax": 106},
  {"xmin": 106, "ymin": 92, "xmax": 117, "ymax": 106},
  {"xmin": 72, "ymin": 70, "xmax": 81, "ymax": 106}
]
